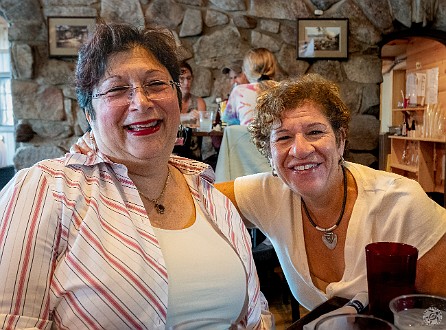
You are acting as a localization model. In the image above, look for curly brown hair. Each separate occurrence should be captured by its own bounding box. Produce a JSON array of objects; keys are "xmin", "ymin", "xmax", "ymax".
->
[{"xmin": 249, "ymin": 74, "xmax": 351, "ymax": 158}]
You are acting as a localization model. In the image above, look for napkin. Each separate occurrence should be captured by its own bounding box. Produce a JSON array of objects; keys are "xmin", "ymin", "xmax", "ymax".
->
[{"xmin": 303, "ymin": 292, "xmax": 369, "ymax": 330}]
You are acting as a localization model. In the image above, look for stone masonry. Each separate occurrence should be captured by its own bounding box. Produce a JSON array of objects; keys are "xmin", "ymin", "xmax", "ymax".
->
[{"xmin": 1, "ymin": 0, "xmax": 445, "ymax": 170}]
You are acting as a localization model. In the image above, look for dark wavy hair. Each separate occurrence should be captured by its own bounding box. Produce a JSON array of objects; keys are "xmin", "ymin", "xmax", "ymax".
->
[
  {"xmin": 75, "ymin": 21, "xmax": 181, "ymax": 120},
  {"xmin": 180, "ymin": 61, "xmax": 193, "ymax": 76},
  {"xmin": 249, "ymin": 74, "xmax": 351, "ymax": 158}
]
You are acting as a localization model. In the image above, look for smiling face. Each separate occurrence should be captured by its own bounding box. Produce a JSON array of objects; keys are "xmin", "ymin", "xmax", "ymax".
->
[
  {"xmin": 270, "ymin": 101, "xmax": 345, "ymax": 200},
  {"xmin": 89, "ymin": 46, "xmax": 180, "ymax": 168}
]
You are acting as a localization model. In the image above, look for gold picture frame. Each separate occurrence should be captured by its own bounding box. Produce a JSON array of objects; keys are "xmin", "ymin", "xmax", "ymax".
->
[
  {"xmin": 297, "ymin": 18, "xmax": 348, "ymax": 60},
  {"xmin": 48, "ymin": 17, "xmax": 96, "ymax": 57}
]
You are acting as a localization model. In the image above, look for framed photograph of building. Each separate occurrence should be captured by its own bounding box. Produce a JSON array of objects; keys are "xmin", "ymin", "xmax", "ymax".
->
[
  {"xmin": 48, "ymin": 17, "xmax": 96, "ymax": 57},
  {"xmin": 297, "ymin": 18, "xmax": 348, "ymax": 60}
]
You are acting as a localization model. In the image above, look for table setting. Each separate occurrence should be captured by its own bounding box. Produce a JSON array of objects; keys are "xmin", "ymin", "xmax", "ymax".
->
[{"xmin": 287, "ymin": 242, "xmax": 446, "ymax": 330}]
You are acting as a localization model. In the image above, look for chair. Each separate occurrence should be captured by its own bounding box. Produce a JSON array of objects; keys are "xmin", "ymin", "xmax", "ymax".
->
[
  {"xmin": 215, "ymin": 125, "xmax": 271, "ymax": 182},
  {"xmin": 0, "ymin": 165, "xmax": 16, "ymax": 190}
]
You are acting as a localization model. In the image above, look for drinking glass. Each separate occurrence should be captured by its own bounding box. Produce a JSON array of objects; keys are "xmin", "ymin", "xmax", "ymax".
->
[
  {"xmin": 199, "ymin": 111, "xmax": 215, "ymax": 132},
  {"xmin": 314, "ymin": 313, "xmax": 398, "ymax": 329},
  {"xmin": 390, "ymin": 294, "xmax": 446, "ymax": 329},
  {"xmin": 365, "ymin": 242, "xmax": 418, "ymax": 322}
]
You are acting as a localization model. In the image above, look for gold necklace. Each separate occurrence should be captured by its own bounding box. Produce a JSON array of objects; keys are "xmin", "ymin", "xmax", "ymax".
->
[{"xmin": 138, "ymin": 167, "xmax": 170, "ymax": 214}]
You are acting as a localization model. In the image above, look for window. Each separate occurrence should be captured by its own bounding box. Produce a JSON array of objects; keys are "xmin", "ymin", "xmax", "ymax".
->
[{"xmin": 0, "ymin": 16, "xmax": 15, "ymax": 167}]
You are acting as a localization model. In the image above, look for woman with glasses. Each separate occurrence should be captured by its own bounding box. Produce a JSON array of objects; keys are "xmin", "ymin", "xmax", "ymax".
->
[{"xmin": 0, "ymin": 22, "xmax": 272, "ymax": 329}]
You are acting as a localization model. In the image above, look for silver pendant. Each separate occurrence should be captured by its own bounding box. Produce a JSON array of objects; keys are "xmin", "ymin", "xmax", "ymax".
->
[{"xmin": 322, "ymin": 232, "xmax": 337, "ymax": 250}]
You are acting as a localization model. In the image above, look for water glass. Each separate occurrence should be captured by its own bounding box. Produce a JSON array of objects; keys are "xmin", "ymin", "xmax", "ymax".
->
[
  {"xmin": 365, "ymin": 242, "xmax": 418, "ymax": 322},
  {"xmin": 199, "ymin": 111, "xmax": 215, "ymax": 132},
  {"xmin": 390, "ymin": 294, "xmax": 446, "ymax": 329}
]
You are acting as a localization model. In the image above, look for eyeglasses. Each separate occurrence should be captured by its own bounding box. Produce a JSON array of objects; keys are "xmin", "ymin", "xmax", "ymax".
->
[{"xmin": 92, "ymin": 80, "xmax": 180, "ymax": 107}]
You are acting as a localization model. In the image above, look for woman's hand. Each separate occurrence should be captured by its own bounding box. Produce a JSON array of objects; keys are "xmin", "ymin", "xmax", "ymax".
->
[
  {"xmin": 180, "ymin": 110, "xmax": 200, "ymax": 127},
  {"xmin": 188, "ymin": 109, "xmax": 200, "ymax": 121},
  {"xmin": 70, "ymin": 131, "xmax": 96, "ymax": 156},
  {"xmin": 181, "ymin": 110, "xmax": 199, "ymax": 122}
]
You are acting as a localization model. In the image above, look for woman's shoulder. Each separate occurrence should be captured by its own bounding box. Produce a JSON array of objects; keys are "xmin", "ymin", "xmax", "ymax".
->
[
  {"xmin": 188, "ymin": 94, "xmax": 206, "ymax": 111},
  {"xmin": 347, "ymin": 162, "xmax": 429, "ymax": 207},
  {"xmin": 233, "ymin": 83, "xmax": 258, "ymax": 93},
  {"xmin": 236, "ymin": 171, "xmax": 290, "ymax": 195},
  {"xmin": 347, "ymin": 162, "xmax": 419, "ymax": 190}
]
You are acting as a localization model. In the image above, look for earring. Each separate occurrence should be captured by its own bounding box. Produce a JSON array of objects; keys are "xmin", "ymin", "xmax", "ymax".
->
[
  {"xmin": 269, "ymin": 158, "xmax": 278, "ymax": 177},
  {"xmin": 90, "ymin": 132, "xmax": 98, "ymax": 153}
]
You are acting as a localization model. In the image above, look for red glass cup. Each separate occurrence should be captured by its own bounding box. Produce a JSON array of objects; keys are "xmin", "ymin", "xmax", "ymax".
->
[
  {"xmin": 403, "ymin": 97, "xmax": 409, "ymax": 108},
  {"xmin": 365, "ymin": 242, "xmax": 418, "ymax": 322}
]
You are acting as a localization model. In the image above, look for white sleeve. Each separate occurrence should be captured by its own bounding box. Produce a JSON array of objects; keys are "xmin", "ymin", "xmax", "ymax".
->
[{"xmin": 234, "ymin": 173, "xmax": 293, "ymax": 234}]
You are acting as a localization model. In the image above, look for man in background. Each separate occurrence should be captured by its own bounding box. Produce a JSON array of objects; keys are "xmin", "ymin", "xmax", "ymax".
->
[{"xmin": 221, "ymin": 61, "xmax": 249, "ymax": 90}]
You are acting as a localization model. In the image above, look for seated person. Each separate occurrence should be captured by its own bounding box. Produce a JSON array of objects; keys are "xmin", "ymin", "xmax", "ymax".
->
[
  {"xmin": 173, "ymin": 61, "xmax": 207, "ymax": 160},
  {"xmin": 178, "ymin": 61, "xmax": 206, "ymax": 126},
  {"xmin": 0, "ymin": 22, "xmax": 273, "ymax": 330},
  {"xmin": 221, "ymin": 61, "xmax": 249, "ymax": 91},
  {"xmin": 216, "ymin": 74, "xmax": 446, "ymax": 312},
  {"xmin": 222, "ymin": 48, "xmax": 277, "ymax": 126}
]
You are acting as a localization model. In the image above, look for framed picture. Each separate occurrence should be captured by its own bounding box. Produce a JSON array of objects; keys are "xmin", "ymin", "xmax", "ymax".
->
[
  {"xmin": 48, "ymin": 17, "xmax": 96, "ymax": 57},
  {"xmin": 297, "ymin": 18, "xmax": 348, "ymax": 60}
]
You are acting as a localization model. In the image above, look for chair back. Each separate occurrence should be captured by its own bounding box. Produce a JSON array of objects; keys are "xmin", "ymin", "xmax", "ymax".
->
[
  {"xmin": 215, "ymin": 125, "xmax": 270, "ymax": 182},
  {"xmin": 0, "ymin": 165, "xmax": 15, "ymax": 190}
]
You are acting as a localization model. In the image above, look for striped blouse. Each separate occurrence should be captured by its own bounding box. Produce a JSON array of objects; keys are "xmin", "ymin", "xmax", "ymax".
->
[{"xmin": 0, "ymin": 153, "xmax": 271, "ymax": 329}]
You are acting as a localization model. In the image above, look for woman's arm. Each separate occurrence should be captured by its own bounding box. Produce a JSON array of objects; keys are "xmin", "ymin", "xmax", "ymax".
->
[
  {"xmin": 197, "ymin": 97, "xmax": 207, "ymax": 112},
  {"xmin": 180, "ymin": 110, "xmax": 200, "ymax": 125},
  {"xmin": 214, "ymin": 181, "xmax": 255, "ymax": 227},
  {"xmin": 415, "ymin": 233, "xmax": 446, "ymax": 296},
  {"xmin": 0, "ymin": 169, "xmax": 56, "ymax": 328}
]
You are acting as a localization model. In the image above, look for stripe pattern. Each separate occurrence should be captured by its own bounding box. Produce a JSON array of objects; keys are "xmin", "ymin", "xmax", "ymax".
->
[{"xmin": 0, "ymin": 153, "xmax": 269, "ymax": 329}]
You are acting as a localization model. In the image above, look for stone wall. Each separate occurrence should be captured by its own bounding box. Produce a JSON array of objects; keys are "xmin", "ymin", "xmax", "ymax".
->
[{"xmin": 1, "ymin": 0, "xmax": 445, "ymax": 170}]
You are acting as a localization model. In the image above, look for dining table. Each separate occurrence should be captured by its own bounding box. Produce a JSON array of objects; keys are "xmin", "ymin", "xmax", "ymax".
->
[
  {"xmin": 286, "ymin": 296, "xmax": 350, "ymax": 330},
  {"xmin": 191, "ymin": 129, "xmax": 224, "ymax": 137}
]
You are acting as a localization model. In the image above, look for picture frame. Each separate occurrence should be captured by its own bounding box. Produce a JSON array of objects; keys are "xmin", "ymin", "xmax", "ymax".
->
[
  {"xmin": 48, "ymin": 17, "xmax": 96, "ymax": 57},
  {"xmin": 297, "ymin": 18, "xmax": 348, "ymax": 60}
]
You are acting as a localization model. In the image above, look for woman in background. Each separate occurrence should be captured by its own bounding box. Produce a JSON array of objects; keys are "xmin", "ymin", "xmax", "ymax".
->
[
  {"xmin": 179, "ymin": 61, "xmax": 206, "ymax": 126},
  {"xmin": 173, "ymin": 61, "xmax": 208, "ymax": 161},
  {"xmin": 222, "ymin": 48, "xmax": 277, "ymax": 126}
]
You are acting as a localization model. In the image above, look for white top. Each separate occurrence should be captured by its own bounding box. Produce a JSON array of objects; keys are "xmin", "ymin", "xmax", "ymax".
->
[
  {"xmin": 235, "ymin": 162, "xmax": 446, "ymax": 310},
  {"xmin": 153, "ymin": 200, "xmax": 246, "ymax": 328}
]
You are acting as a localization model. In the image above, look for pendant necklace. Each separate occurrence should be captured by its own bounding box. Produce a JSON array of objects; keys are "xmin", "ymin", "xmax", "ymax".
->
[
  {"xmin": 301, "ymin": 166, "xmax": 347, "ymax": 250},
  {"xmin": 139, "ymin": 167, "xmax": 170, "ymax": 214}
]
